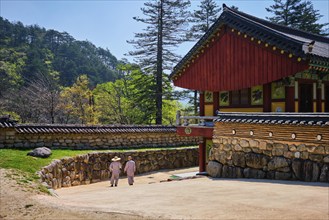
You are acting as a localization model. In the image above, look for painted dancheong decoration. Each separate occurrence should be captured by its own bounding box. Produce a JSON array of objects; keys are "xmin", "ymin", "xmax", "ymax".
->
[{"xmin": 172, "ymin": 4, "xmax": 329, "ymax": 182}]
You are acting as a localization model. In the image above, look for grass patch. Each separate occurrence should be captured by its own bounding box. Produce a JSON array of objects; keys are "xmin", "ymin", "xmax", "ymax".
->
[
  {"xmin": 0, "ymin": 146, "xmax": 197, "ymax": 175},
  {"xmin": 0, "ymin": 146, "xmax": 197, "ymax": 194}
]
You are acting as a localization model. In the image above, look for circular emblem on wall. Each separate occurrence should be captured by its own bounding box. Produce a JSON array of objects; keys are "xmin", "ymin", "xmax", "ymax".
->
[{"xmin": 185, "ymin": 127, "xmax": 192, "ymax": 135}]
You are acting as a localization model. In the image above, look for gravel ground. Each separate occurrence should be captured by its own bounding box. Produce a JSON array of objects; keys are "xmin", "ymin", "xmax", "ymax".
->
[{"xmin": 1, "ymin": 167, "xmax": 328, "ymax": 219}]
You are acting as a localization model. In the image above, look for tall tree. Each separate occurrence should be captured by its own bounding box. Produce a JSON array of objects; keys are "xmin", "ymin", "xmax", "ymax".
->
[
  {"xmin": 189, "ymin": 0, "xmax": 221, "ymax": 40},
  {"xmin": 266, "ymin": 0, "xmax": 328, "ymax": 35},
  {"xmin": 127, "ymin": 0, "xmax": 191, "ymax": 124},
  {"xmin": 188, "ymin": 0, "xmax": 221, "ymax": 116},
  {"xmin": 59, "ymin": 75, "xmax": 98, "ymax": 124}
]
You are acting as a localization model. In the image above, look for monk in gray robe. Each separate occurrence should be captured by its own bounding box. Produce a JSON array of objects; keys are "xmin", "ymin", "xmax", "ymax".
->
[
  {"xmin": 110, "ymin": 156, "xmax": 122, "ymax": 187},
  {"xmin": 124, "ymin": 156, "xmax": 136, "ymax": 185}
]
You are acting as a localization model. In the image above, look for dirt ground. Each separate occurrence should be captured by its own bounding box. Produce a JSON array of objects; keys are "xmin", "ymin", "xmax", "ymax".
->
[{"xmin": 1, "ymin": 167, "xmax": 329, "ymax": 220}]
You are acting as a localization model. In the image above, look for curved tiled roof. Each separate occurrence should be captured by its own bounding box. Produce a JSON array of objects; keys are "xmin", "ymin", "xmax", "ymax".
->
[
  {"xmin": 0, "ymin": 116, "xmax": 17, "ymax": 128},
  {"xmin": 13, "ymin": 124, "xmax": 176, "ymax": 134},
  {"xmin": 171, "ymin": 4, "xmax": 329, "ymax": 78},
  {"xmin": 215, "ymin": 112, "xmax": 329, "ymax": 126},
  {"xmin": 0, "ymin": 116, "xmax": 177, "ymax": 134}
]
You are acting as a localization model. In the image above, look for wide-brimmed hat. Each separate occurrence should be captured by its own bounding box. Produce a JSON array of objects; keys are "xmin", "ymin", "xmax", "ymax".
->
[{"xmin": 111, "ymin": 156, "xmax": 121, "ymax": 161}]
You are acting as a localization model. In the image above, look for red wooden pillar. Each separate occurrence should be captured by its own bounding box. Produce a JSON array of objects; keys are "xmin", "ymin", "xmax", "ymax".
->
[
  {"xmin": 317, "ymin": 83, "xmax": 322, "ymax": 112},
  {"xmin": 200, "ymin": 91, "xmax": 205, "ymax": 116},
  {"xmin": 285, "ymin": 86, "xmax": 295, "ymax": 112},
  {"xmin": 199, "ymin": 139, "xmax": 206, "ymax": 172}
]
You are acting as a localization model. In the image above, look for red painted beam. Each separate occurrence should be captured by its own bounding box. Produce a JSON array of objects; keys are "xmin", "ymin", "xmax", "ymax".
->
[{"xmin": 176, "ymin": 126, "xmax": 213, "ymax": 138}]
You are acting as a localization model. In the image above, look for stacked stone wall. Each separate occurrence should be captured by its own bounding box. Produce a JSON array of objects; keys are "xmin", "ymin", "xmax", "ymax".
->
[
  {"xmin": 207, "ymin": 136, "xmax": 329, "ymax": 182},
  {"xmin": 0, "ymin": 127, "xmax": 201, "ymax": 149},
  {"xmin": 39, "ymin": 148, "xmax": 198, "ymax": 189}
]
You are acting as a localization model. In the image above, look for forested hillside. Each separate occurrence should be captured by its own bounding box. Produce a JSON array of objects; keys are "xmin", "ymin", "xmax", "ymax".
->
[
  {"xmin": 0, "ymin": 17, "xmax": 182, "ymax": 125},
  {"xmin": 0, "ymin": 17, "xmax": 119, "ymax": 90}
]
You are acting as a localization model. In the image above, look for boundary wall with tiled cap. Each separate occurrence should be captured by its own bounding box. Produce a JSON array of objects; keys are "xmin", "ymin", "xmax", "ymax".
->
[{"xmin": 0, "ymin": 117, "xmax": 202, "ymax": 149}]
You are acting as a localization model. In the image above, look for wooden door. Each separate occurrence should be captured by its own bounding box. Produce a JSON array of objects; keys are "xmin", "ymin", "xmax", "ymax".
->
[
  {"xmin": 299, "ymin": 84, "xmax": 313, "ymax": 112},
  {"xmin": 324, "ymin": 84, "xmax": 329, "ymax": 112}
]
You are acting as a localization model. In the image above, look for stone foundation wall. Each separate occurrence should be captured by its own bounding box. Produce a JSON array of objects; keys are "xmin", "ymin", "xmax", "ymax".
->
[
  {"xmin": 207, "ymin": 137, "xmax": 329, "ymax": 182},
  {"xmin": 39, "ymin": 148, "xmax": 198, "ymax": 189},
  {"xmin": 0, "ymin": 127, "xmax": 202, "ymax": 149}
]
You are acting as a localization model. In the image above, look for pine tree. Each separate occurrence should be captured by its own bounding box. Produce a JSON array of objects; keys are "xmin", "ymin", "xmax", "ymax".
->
[
  {"xmin": 266, "ymin": 0, "xmax": 328, "ymax": 35},
  {"xmin": 187, "ymin": 0, "xmax": 221, "ymax": 116},
  {"xmin": 127, "ymin": 0, "xmax": 190, "ymax": 125},
  {"xmin": 189, "ymin": 0, "xmax": 221, "ymax": 40}
]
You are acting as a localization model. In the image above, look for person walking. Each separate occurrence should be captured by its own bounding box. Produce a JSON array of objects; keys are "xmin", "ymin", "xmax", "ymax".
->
[
  {"xmin": 124, "ymin": 156, "xmax": 136, "ymax": 186},
  {"xmin": 109, "ymin": 156, "xmax": 122, "ymax": 187}
]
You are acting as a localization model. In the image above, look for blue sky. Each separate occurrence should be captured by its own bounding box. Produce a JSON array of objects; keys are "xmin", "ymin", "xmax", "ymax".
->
[{"xmin": 1, "ymin": 0, "xmax": 328, "ymax": 63}]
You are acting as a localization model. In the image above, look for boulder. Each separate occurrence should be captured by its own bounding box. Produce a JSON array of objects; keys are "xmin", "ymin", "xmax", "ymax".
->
[
  {"xmin": 232, "ymin": 152, "xmax": 246, "ymax": 167},
  {"xmin": 206, "ymin": 161, "xmax": 222, "ymax": 177},
  {"xmin": 268, "ymin": 157, "xmax": 289, "ymax": 171},
  {"xmin": 243, "ymin": 168, "xmax": 265, "ymax": 179},
  {"xmin": 245, "ymin": 153, "xmax": 269, "ymax": 169},
  {"xmin": 292, "ymin": 159, "xmax": 303, "ymax": 180},
  {"xmin": 319, "ymin": 164, "xmax": 329, "ymax": 182},
  {"xmin": 27, "ymin": 147, "xmax": 52, "ymax": 158}
]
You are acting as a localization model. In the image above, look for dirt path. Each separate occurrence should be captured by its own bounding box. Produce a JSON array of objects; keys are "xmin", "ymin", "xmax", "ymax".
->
[
  {"xmin": 1, "ymin": 167, "xmax": 329, "ymax": 219},
  {"xmin": 0, "ymin": 169, "xmax": 144, "ymax": 220}
]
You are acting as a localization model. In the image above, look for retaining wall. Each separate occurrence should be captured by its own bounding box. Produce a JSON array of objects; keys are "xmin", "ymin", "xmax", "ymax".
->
[
  {"xmin": 39, "ymin": 148, "xmax": 199, "ymax": 189},
  {"xmin": 207, "ymin": 120, "xmax": 329, "ymax": 182}
]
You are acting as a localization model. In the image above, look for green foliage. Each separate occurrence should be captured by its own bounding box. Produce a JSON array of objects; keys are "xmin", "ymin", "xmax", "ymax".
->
[
  {"xmin": 0, "ymin": 17, "xmax": 119, "ymax": 87},
  {"xmin": 59, "ymin": 75, "xmax": 99, "ymax": 124},
  {"xmin": 266, "ymin": 0, "xmax": 328, "ymax": 35},
  {"xmin": 188, "ymin": 0, "xmax": 221, "ymax": 40},
  {"xmin": 127, "ymin": 0, "xmax": 191, "ymax": 124},
  {"xmin": 94, "ymin": 63, "xmax": 179, "ymax": 125}
]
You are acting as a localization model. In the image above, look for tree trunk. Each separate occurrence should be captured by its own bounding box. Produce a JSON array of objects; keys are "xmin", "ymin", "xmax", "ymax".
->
[{"xmin": 156, "ymin": 0, "xmax": 163, "ymax": 125}]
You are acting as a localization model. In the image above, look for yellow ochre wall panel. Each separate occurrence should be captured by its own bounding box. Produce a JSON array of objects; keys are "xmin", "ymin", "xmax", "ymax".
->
[
  {"xmin": 295, "ymin": 101, "xmax": 299, "ymax": 112},
  {"xmin": 220, "ymin": 108, "xmax": 263, "ymax": 112},
  {"xmin": 271, "ymin": 102, "xmax": 285, "ymax": 112},
  {"xmin": 204, "ymin": 104, "xmax": 214, "ymax": 116}
]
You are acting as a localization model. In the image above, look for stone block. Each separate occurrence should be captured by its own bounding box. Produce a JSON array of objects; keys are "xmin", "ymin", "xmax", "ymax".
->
[
  {"xmin": 263, "ymin": 150, "xmax": 272, "ymax": 157},
  {"xmin": 249, "ymin": 140, "xmax": 259, "ymax": 148},
  {"xmin": 240, "ymin": 140, "xmax": 249, "ymax": 148},
  {"xmin": 272, "ymin": 148, "xmax": 284, "ymax": 156},
  {"xmin": 268, "ymin": 157, "xmax": 290, "ymax": 171},
  {"xmin": 266, "ymin": 171, "xmax": 275, "ymax": 179},
  {"xmin": 309, "ymin": 154, "xmax": 323, "ymax": 162},
  {"xmin": 266, "ymin": 143, "xmax": 273, "ymax": 150},
  {"xmin": 289, "ymin": 144, "xmax": 297, "ymax": 152},
  {"xmin": 311, "ymin": 163, "xmax": 320, "ymax": 182},
  {"xmin": 323, "ymin": 156, "xmax": 329, "ymax": 163},
  {"xmin": 232, "ymin": 152, "xmax": 246, "ymax": 167},
  {"xmin": 275, "ymin": 172, "xmax": 292, "ymax": 180},
  {"xmin": 297, "ymin": 144, "xmax": 307, "ymax": 152},
  {"xmin": 283, "ymin": 151, "xmax": 293, "ymax": 159},
  {"xmin": 313, "ymin": 147, "xmax": 325, "ymax": 155},
  {"xmin": 242, "ymin": 147, "xmax": 252, "ymax": 153},
  {"xmin": 251, "ymin": 147, "xmax": 261, "ymax": 153},
  {"xmin": 292, "ymin": 159, "xmax": 303, "ymax": 180},
  {"xmin": 234, "ymin": 144, "xmax": 242, "ymax": 151},
  {"xmin": 223, "ymin": 144, "xmax": 232, "ymax": 151},
  {"xmin": 259, "ymin": 141, "xmax": 267, "ymax": 150},
  {"xmin": 319, "ymin": 164, "xmax": 329, "ymax": 182},
  {"xmin": 243, "ymin": 168, "xmax": 265, "ymax": 179},
  {"xmin": 232, "ymin": 138, "xmax": 238, "ymax": 145},
  {"xmin": 245, "ymin": 153, "xmax": 269, "ymax": 169},
  {"xmin": 303, "ymin": 161, "xmax": 314, "ymax": 182},
  {"xmin": 301, "ymin": 152, "xmax": 309, "ymax": 160}
]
